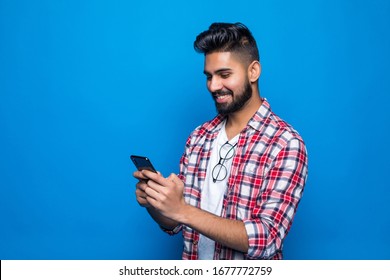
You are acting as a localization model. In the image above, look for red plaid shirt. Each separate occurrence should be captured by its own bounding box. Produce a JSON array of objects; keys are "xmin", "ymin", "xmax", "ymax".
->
[{"xmin": 168, "ymin": 99, "xmax": 308, "ymax": 260}]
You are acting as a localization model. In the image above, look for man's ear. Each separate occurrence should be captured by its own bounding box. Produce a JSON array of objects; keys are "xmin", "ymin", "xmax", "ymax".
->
[{"xmin": 248, "ymin": 60, "xmax": 261, "ymax": 83}]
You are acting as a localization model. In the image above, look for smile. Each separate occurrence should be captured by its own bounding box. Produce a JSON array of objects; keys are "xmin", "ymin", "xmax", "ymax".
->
[
  {"xmin": 216, "ymin": 95, "xmax": 232, "ymax": 104},
  {"xmin": 213, "ymin": 90, "xmax": 232, "ymax": 102}
]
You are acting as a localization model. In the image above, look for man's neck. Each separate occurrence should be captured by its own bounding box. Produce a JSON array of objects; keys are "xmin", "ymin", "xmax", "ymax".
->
[{"xmin": 225, "ymin": 94, "xmax": 262, "ymax": 140}]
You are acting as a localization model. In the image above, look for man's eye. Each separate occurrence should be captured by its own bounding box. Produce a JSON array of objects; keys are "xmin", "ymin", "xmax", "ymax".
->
[
  {"xmin": 206, "ymin": 75, "xmax": 212, "ymax": 81},
  {"xmin": 220, "ymin": 73, "xmax": 231, "ymax": 79}
]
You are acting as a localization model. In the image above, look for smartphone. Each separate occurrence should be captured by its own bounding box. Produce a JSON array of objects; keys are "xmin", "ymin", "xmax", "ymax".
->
[{"xmin": 130, "ymin": 155, "xmax": 157, "ymax": 173}]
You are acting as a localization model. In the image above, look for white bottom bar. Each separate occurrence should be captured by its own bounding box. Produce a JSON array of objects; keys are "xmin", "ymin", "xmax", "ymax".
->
[{"xmin": 1, "ymin": 260, "xmax": 389, "ymax": 280}]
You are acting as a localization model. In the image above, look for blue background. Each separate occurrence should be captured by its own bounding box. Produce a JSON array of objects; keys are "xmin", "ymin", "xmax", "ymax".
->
[{"xmin": 1, "ymin": 0, "xmax": 389, "ymax": 260}]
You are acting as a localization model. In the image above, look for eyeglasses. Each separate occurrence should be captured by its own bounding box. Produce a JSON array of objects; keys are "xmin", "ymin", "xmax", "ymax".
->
[{"xmin": 212, "ymin": 141, "xmax": 237, "ymax": 183}]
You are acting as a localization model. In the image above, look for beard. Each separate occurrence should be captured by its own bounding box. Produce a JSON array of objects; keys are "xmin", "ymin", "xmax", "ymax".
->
[{"xmin": 212, "ymin": 79, "xmax": 253, "ymax": 115}]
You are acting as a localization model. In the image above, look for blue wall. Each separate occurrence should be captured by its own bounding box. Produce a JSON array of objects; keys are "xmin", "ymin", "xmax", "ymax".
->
[{"xmin": 1, "ymin": 0, "xmax": 389, "ymax": 260}]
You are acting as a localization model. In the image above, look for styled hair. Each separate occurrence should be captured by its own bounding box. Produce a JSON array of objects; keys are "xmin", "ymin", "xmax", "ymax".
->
[{"xmin": 194, "ymin": 22, "xmax": 259, "ymax": 64}]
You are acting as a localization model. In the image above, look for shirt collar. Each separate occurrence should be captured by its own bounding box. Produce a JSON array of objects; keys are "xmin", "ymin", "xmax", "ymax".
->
[
  {"xmin": 202, "ymin": 98, "xmax": 272, "ymax": 134},
  {"xmin": 247, "ymin": 98, "xmax": 272, "ymax": 132}
]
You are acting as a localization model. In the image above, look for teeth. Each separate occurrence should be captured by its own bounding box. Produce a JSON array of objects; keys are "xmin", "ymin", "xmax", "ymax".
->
[{"xmin": 215, "ymin": 94, "xmax": 228, "ymax": 99}]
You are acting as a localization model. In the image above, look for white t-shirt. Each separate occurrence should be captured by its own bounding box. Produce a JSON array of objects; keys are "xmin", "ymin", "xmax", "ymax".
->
[{"xmin": 198, "ymin": 120, "xmax": 239, "ymax": 259}]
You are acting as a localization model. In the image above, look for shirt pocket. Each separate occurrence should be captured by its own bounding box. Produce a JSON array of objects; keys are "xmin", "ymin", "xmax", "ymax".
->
[{"xmin": 235, "ymin": 153, "xmax": 274, "ymax": 218}]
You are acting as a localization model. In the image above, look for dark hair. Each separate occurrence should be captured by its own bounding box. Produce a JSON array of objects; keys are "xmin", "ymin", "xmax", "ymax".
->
[{"xmin": 194, "ymin": 22, "xmax": 259, "ymax": 64}]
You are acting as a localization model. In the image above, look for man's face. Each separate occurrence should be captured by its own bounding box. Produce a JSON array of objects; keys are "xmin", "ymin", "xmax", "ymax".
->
[{"xmin": 204, "ymin": 52, "xmax": 252, "ymax": 115}]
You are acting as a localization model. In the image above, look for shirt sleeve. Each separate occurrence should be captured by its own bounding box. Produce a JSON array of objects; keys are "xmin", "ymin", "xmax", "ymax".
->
[{"xmin": 243, "ymin": 136, "xmax": 308, "ymax": 259}]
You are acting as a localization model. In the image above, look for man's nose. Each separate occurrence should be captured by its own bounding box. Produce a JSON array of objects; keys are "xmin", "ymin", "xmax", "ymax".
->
[{"xmin": 208, "ymin": 76, "xmax": 223, "ymax": 92}]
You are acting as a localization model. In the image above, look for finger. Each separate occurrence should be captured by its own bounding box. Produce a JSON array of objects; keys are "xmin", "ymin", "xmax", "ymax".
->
[
  {"xmin": 146, "ymin": 178, "xmax": 173, "ymax": 195},
  {"xmin": 135, "ymin": 188, "xmax": 148, "ymax": 201},
  {"xmin": 144, "ymin": 185, "xmax": 162, "ymax": 201},
  {"xmin": 133, "ymin": 170, "xmax": 149, "ymax": 180},
  {"xmin": 141, "ymin": 169, "xmax": 160, "ymax": 180},
  {"xmin": 135, "ymin": 187, "xmax": 146, "ymax": 197},
  {"xmin": 136, "ymin": 181, "xmax": 149, "ymax": 192},
  {"xmin": 137, "ymin": 195, "xmax": 148, "ymax": 203},
  {"xmin": 142, "ymin": 170, "xmax": 176, "ymax": 188},
  {"xmin": 145, "ymin": 195, "xmax": 159, "ymax": 209},
  {"xmin": 137, "ymin": 197, "xmax": 150, "ymax": 207},
  {"xmin": 135, "ymin": 189, "xmax": 150, "ymax": 207},
  {"xmin": 146, "ymin": 177, "xmax": 163, "ymax": 189}
]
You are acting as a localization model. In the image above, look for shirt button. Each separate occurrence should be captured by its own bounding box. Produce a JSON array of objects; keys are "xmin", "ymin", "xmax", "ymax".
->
[{"xmin": 193, "ymin": 240, "xmax": 198, "ymax": 245}]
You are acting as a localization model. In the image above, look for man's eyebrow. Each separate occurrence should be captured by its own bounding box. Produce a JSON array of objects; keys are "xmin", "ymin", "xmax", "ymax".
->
[{"xmin": 203, "ymin": 68, "xmax": 232, "ymax": 75}]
